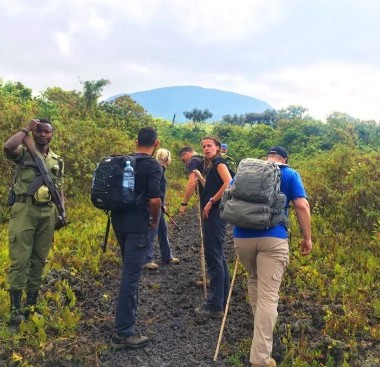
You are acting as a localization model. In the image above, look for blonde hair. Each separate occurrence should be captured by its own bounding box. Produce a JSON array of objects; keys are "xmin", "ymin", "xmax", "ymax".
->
[{"xmin": 155, "ymin": 148, "xmax": 171, "ymax": 165}]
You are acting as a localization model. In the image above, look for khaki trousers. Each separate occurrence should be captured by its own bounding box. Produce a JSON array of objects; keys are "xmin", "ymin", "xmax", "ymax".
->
[{"xmin": 234, "ymin": 237, "xmax": 289, "ymax": 366}]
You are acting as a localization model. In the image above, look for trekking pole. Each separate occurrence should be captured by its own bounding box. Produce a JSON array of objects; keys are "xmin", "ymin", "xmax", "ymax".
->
[
  {"xmin": 197, "ymin": 193, "xmax": 208, "ymax": 299},
  {"xmin": 213, "ymin": 257, "xmax": 239, "ymax": 362},
  {"xmin": 161, "ymin": 205, "xmax": 182, "ymax": 231},
  {"xmin": 102, "ymin": 212, "xmax": 111, "ymax": 253}
]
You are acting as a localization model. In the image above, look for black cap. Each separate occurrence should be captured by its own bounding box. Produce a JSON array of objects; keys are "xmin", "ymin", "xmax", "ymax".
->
[{"xmin": 266, "ymin": 146, "xmax": 289, "ymax": 159}]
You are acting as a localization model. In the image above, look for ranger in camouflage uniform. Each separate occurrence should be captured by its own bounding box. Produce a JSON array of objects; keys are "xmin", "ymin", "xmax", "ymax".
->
[
  {"xmin": 220, "ymin": 143, "xmax": 237, "ymax": 174},
  {"xmin": 3, "ymin": 118, "xmax": 64, "ymax": 326}
]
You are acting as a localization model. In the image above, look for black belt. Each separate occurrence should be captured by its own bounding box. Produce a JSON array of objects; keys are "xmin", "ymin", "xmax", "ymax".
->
[{"xmin": 15, "ymin": 195, "xmax": 51, "ymax": 206}]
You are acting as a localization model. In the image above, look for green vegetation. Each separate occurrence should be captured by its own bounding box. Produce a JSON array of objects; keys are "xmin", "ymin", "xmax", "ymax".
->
[{"xmin": 0, "ymin": 78, "xmax": 379, "ymax": 366}]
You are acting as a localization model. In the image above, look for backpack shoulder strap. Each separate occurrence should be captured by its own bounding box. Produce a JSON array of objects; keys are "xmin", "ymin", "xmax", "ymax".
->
[
  {"xmin": 214, "ymin": 156, "xmax": 235, "ymax": 178},
  {"xmin": 124, "ymin": 154, "xmax": 154, "ymax": 169}
]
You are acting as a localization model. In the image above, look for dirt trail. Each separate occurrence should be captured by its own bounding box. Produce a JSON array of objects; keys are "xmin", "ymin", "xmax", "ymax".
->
[
  {"xmin": 95, "ymin": 207, "xmax": 252, "ymax": 367},
  {"xmin": 30, "ymin": 207, "xmax": 379, "ymax": 367}
]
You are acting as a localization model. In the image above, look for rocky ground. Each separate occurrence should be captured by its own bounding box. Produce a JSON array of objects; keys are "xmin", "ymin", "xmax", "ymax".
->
[
  {"xmin": 80, "ymin": 207, "xmax": 254, "ymax": 367},
  {"xmin": 3, "ymin": 208, "xmax": 379, "ymax": 367}
]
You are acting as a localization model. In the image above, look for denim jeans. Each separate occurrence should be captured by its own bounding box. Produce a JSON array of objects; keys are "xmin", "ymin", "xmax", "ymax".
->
[
  {"xmin": 112, "ymin": 230, "xmax": 148, "ymax": 337},
  {"xmin": 202, "ymin": 207, "xmax": 230, "ymax": 311},
  {"xmin": 234, "ymin": 237, "xmax": 289, "ymax": 365},
  {"xmin": 145, "ymin": 210, "xmax": 173, "ymax": 263}
]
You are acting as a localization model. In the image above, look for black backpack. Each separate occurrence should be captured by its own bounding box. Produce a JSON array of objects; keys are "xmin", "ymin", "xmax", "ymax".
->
[{"xmin": 91, "ymin": 154, "xmax": 152, "ymax": 212}]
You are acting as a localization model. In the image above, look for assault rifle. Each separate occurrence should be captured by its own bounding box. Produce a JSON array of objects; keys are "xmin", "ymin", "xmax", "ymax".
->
[{"xmin": 23, "ymin": 135, "xmax": 67, "ymax": 229}]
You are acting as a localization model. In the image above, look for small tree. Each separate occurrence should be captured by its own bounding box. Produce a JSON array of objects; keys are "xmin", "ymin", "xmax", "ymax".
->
[
  {"xmin": 81, "ymin": 79, "xmax": 110, "ymax": 114},
  {"xmin": 183, "ymin": 108, "xmax": 213, "ymax": 128}
]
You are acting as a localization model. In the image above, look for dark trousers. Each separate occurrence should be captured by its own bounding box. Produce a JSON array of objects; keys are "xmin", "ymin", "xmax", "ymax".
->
[
  {"xmin": 112, "ymin": 224, "xmax": 148, "ymax": 336},
  {"xmin": 202, "ymin": 207, "xmax": 230, "ymax": 311}
]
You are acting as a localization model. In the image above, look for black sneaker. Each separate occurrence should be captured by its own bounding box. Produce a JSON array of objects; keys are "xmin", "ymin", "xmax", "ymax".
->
[
  {"xmin": 111, "ymin": 333, "xmax": 149, "ymax": 349},
  {"xmin": 194, "ymin": 305, "xmax": 224, "ymax": 319}
]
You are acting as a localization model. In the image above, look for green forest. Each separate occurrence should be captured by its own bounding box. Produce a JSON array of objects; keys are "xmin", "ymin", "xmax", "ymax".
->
[{"xmin": 0, "ymin": 79, "xmax": 379, "ymax": 366}]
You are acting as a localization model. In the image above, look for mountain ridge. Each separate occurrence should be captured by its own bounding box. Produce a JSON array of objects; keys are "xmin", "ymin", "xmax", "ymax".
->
[{"xmin": 107, "ymin": 85, "xmax": 272, "ymax": 122}]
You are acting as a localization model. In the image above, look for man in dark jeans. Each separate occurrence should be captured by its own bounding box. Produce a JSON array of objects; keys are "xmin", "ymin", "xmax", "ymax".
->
[{"xmin": 110, "ymin": 127, "xmax": 162, "ymax": 349}]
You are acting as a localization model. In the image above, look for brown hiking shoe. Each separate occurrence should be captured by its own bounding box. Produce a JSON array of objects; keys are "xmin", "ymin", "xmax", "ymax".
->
[
  {"xmin": 251, "ymin": 357, "xmax": 277, "ymax": 367},
  {"xmin": 167, "ymin": 257, "xmax": 179, "ymax": 265},
  {"xmin": 194, "ymin": 305, "xmax": 224, "ymax": 319},
  {"xmin": 144, "ymin": 262, "xmax": 159, "ymax": 270},
  {"xmin": 111, "ymin": 333, "xmax": 149, "ymax": 349}
]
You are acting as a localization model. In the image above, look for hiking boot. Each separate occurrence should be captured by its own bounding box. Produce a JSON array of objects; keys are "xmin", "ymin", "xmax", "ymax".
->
[
  {"xmin": 251, "ymin": 357, "xmax": 277, "ymax": 367},
  {"xmin": 24, "ymin": 290, "xmax": 43, "ymax": 319},
  {"xmin": 144, "ymin": 262, "xmax": 159, "ymax": 270},
  {"xmin": 9, "ymin": 290, "xmax": 25, "ymax": 326},
  {"xmin": 111, "ymin": 333, "xmax": 149, "ymax": 349},
  {"xmin": 194, "ymin": 305, "xmax": 224, "ymax": 319},
  {"xmin": 167, "ymin": 257, "xmax": 179, "ymax": 265}
]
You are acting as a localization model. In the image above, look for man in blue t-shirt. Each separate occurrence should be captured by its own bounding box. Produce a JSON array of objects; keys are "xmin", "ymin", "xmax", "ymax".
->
[{"xmin": 233, "ymin": 146, "xmax": 312, "ymax": 367}]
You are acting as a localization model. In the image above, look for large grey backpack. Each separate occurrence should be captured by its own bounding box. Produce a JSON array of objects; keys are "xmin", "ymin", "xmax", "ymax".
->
[{"xmin": 220, "ymin": 158, "xmax": 288, "ymax": 229}]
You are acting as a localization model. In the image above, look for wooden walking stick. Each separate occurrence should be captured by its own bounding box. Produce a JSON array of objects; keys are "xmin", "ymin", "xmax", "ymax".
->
[
  {"xmin": 197, "ymin": 190, "xmax": 208, "ymax": 299},
  {"xmin": 213, "ymin": 257, "xmax": 240, "ymax": 362}
]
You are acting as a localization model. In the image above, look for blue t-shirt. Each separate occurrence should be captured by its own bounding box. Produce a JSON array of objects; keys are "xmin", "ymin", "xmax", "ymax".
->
[
  {"xmin": 187, "ymin": 156, "xmax": 204, "ymax": 174},
  {"xmin": 233, "ymin": 165, "xmax": 307, "ymax": 239}
]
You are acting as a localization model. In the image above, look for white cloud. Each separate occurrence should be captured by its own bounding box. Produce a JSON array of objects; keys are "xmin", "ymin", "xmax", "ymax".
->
[
  {"xmin": 54, "ymin": 32, "xmax": 72, "ymax": 57},
  {"xmin": 244, "ymin": 62, "xmax": 380, "ymax": 121},
  {"xmin": 179, "ymin": 0, "xmax": 283, "ymax": 42},
  {"xmin": 1, "ymin": 0, "xmax": 380, "ymax": 122}
]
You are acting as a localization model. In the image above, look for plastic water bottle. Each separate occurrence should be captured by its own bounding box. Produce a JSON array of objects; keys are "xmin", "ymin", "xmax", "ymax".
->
[{"xmin": 122, "ymin": 161, "xmax": 135, "ymax": 203}]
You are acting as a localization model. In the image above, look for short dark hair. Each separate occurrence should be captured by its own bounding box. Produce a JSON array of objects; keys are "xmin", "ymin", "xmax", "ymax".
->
[
  {"xmin": 179, "ymin": 146, "xmax": 194, "ymax": 156},
  {"xmin": 137, "ymin": 127, "xmax": 157, "ymax": 147},
  {"xmin": 38, "ymin": 118, "xmax": 53, "ymax": 129}
]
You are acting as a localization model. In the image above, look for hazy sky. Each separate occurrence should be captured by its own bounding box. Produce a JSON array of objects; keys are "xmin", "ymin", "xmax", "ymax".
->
[{"xmin": 1, "ymin": 0, "xmax": 379, "ymax": 121}]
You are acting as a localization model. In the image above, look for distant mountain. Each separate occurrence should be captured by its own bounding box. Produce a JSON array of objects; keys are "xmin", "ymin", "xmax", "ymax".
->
[{"xmin": 107, "ymin": 86, "xmax": 272, "ymax": 122}]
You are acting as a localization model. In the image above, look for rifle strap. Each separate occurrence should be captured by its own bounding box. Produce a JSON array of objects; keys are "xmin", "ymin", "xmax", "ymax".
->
[
  {"xmin": 25, "ymin": 138, "xmax": 57, "ymax": 196},
  {"xmin": 27, "ymin": 176, "xmax": 44, "ymax": 195},
  {"xmin": 24, "ymin": 146, "xmax": 52, "ymax": 195}
]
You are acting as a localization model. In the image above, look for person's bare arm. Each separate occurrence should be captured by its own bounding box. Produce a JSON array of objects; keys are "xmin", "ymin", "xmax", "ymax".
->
[
  {"xmin": 180, "ymin": 172, "xmax": 198, "ymax": 214},
  {"xmin": 4, "ymin": 119, "xmax": 39, "ymax": 159},
  {"xmin": 293, "ymin": 197, "xmax": 313, "ymax": 256},
  {"xmin": 193, "ymin": 169, "xmax": 205, "ymax": 186},
  {"xmin": 149, "ymin": 197, "xmax": 162, "ymax": 229},
  {"xmin": 59, "ymin": 187, "xmax": 65, "ymax": 211}
]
